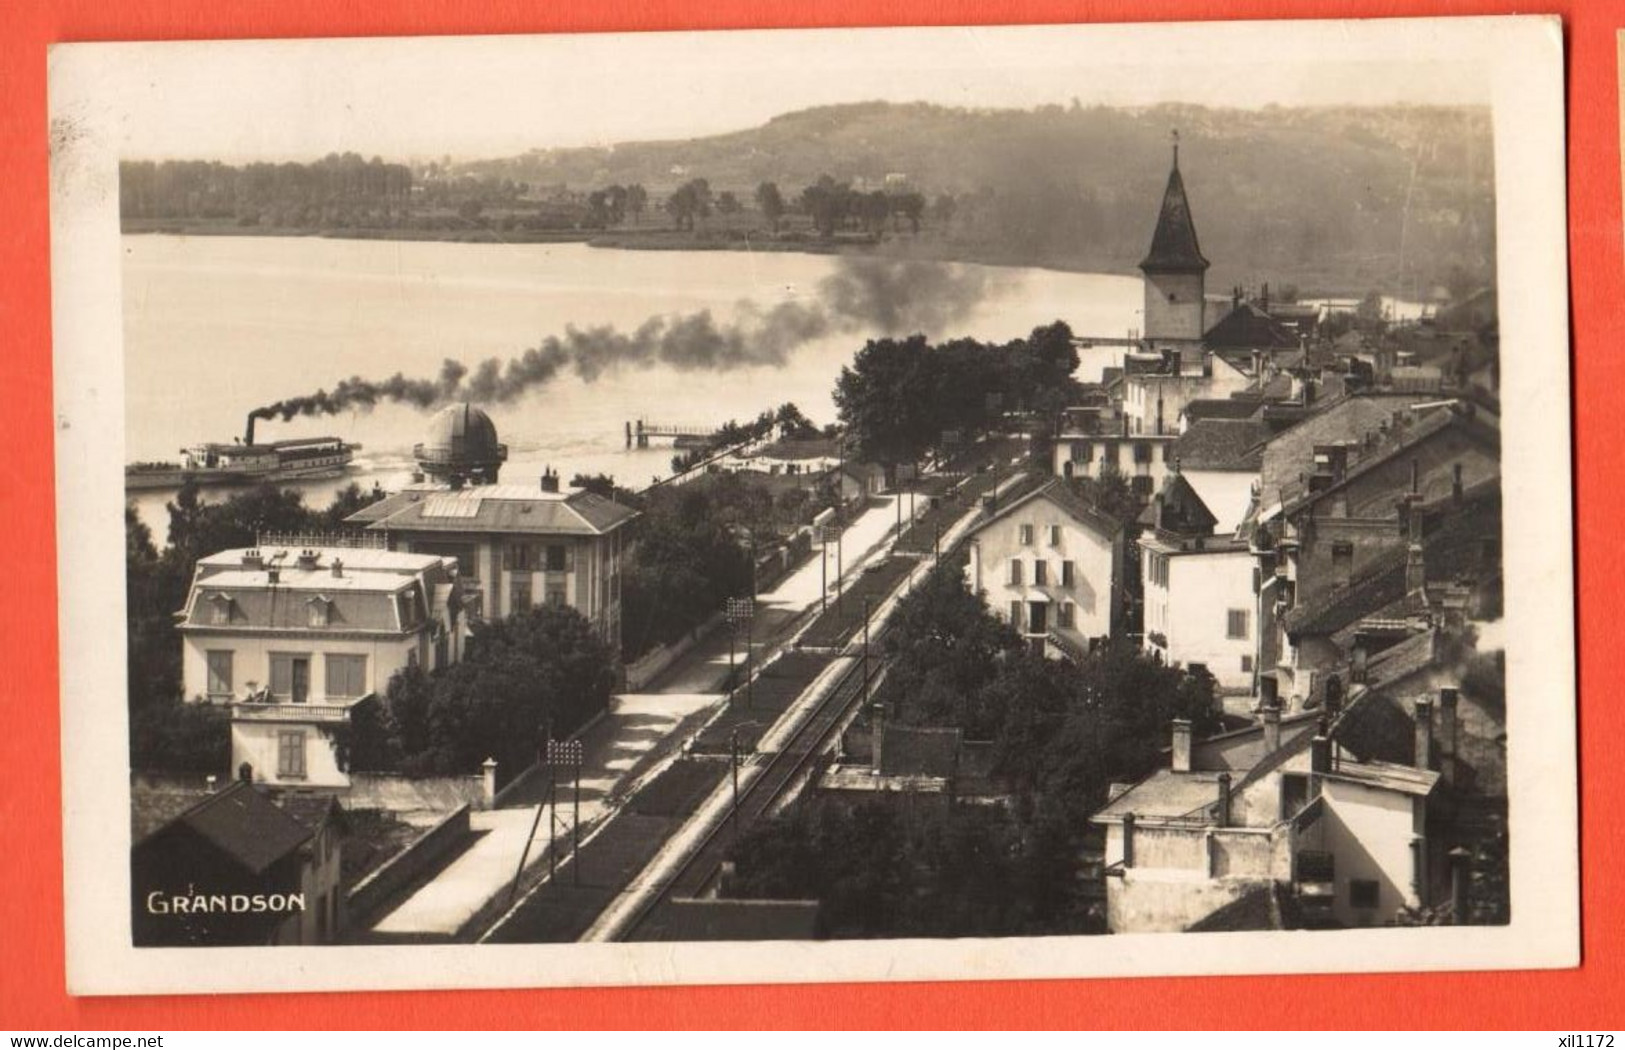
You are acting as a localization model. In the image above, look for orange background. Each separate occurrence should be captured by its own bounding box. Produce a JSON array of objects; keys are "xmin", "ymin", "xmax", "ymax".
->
[{"xmin": 1, "ymin": 0, "xmax": 1616, "ymax": 1030}]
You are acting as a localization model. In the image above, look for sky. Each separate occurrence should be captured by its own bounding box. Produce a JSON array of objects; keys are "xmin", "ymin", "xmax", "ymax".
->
[{"xmin": 53, "ymin": 18, "xmax": 1497, "ymax": 163}]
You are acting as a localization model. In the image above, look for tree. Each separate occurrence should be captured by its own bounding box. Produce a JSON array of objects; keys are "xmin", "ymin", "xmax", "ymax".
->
[
  {"xmin": 715, "ymin": 191, "xmax": 741, "ymax": 216},
  {"xmin": 376, "ymin": 604, "xmax": 619, "ymax": 777},
  {"xmin": 800, "ymin": 176, "xmax": 848, "ymax": 239},
  {"xmin": 626, "ymin": 183, "xmax": 648, "ymax": 226},
  {"xmin": 664, "ymin": 178, "xmax": 713, "ymax": 232},
  {"xmin": 833, "ymin": 335, "xmax": 943, "ymax": 467},
  {"xmin": 755, "ymin": 181, "xmax": 785, "ymax": 232},
  {"xmin": 894, "ymin": 191, "xmax": 926, "ymax": 234}
]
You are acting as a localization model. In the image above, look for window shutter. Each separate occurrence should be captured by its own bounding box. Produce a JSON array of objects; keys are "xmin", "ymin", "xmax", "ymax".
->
[{"xmin": 270, "ymin": 655, "xmax": 292, "ymax": 698}]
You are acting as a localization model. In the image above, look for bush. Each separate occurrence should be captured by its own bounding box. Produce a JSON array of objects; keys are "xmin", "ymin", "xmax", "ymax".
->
[{"xmin": 131, "ymin": 701, "xmax": 231, "ymax": 775}]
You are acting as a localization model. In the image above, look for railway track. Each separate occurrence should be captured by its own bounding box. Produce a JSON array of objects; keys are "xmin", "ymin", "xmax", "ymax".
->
[{"xmin": 619, "ymin": 621, "xmax": 892, "ymax": 941}]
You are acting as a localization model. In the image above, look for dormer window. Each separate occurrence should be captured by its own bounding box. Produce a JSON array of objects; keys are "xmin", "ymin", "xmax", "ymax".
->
[
  {"xmin": 207, "ymin": 593, "xmax": 233, "ymax": 626},
  {"xmin": 306, "ymin": 596, "xmax": 333, "ymax": 628}
]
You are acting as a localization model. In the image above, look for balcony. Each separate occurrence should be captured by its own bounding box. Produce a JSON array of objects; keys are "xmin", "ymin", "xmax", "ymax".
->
[{"xmin": 229, "ymin": 696, "xmax": 368, "ymax": 724}]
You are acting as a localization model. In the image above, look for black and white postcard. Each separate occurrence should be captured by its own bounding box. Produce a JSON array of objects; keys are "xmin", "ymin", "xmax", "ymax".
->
[{"xmin": 49, "ymin": 15, "xmax": 1575, "ymax": 993}]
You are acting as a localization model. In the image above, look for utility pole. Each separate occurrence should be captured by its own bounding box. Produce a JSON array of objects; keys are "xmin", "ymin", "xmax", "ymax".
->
[
  {"xmin": 862, "ymin": 594, "xmax": 873, "ymax": 703},
  {"xmin": 730, "ymin": 727, "xmax": 741, "ymax": 840},
  {"xmin": 819, "ymin": 525, "xmax": 828, "ymax": 614}
]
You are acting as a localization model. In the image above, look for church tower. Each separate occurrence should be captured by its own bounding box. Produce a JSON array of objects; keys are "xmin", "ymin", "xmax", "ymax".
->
[{"xmin": 1139, "ymin": 133, "xmax": 1210, "ymax": 347}]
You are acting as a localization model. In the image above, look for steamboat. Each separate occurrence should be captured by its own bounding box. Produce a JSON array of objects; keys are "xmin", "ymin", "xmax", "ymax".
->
[{"xmin": 124, "ymin": 415, "xmax": 359, "ymax": 491}]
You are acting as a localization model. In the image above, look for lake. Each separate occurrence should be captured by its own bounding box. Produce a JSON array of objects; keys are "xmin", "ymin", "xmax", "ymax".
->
[{"xmin": 122, "ymin": 235, "xmax": 1147, "ymax": 537}]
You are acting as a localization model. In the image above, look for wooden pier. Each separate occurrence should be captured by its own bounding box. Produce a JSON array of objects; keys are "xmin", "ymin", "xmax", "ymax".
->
[{"xmin": 625, "ymin": 419, "xmax": 715, "ymax": 448}]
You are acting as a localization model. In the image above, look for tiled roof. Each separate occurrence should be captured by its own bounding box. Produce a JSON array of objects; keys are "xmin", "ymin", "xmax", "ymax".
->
[
  {"xmin": 273, "ymin": 792, "xmax": 344, "ymax": 833},
  {"xmin": 1278, "ymin": 406, "xmax": 1498, "ymax": 517},
  {"xmin": 355, "ymin": 484, "xmax": 637, "ymax": 536},
  {"xmin": 1282, "ymin": 485, "xmax": 1501, "ymax": 638},
  {"xmin": 974, "ymin": 477, "xmax": 1124, "ymax": 543},
  {"xmin": 138, "ymin": 781, "xmax": 313, "ymax": 876},
  {"xmin": 1323, "ymin": 759, "xmax": 1439, "ymax": 797},
  {"xmin": 1183, "ymin": 398, "xmax": 1264, "ymax": 423},
  {"xmin": 182, "ymin": 582, "xmax": 411, "ymax": 633},
  {"xmin": 1203, "ymin": 302, "xmax": 1299, "ymax": 350},
  {"xmin": 1138, "ymin": 472, "xmax": 1219, "ymax": 535},
  {"xmin": 1140, "ymin": 162, "xmax": 1210, "ymax": 273},
  {"xmin": 1093, "ymin": 768, "xmax": 1228, "ymax": 822},
  {"xmin": 1257, "ymin": 393, "xmax": 1431, "ymax": 508},
  {"xmin": 1174, "ymin": 419, "xmax": 1270, "ymax": 472}
]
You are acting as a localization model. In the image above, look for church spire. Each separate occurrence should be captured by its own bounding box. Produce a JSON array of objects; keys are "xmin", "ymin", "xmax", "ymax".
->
[{"xmin": 1139, "ymin": 133, "xmax": 1209, "ymax": 275}]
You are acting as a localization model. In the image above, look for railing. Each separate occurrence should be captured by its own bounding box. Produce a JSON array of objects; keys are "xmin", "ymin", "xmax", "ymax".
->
[
  {"xmin": 229, "ymin": 699, "xmax": 353, "ymax": 723},
  {"xmin": 257, "ymin": 530, "xmax": 388, "ymax": 550}
]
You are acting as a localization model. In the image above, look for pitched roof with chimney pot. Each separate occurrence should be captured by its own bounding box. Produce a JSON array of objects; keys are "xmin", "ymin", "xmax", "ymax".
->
[
  {"xmin": 1277, "ymin": 404, "xmax": 1499, "ymax": 518},
  {"xmin": 1140, "ymin": 154, "xmax": 1210, "ymax": 274},
  {"xmin": 1281, "ymin": 485, "xmax": 1501, "ymax": 639}
]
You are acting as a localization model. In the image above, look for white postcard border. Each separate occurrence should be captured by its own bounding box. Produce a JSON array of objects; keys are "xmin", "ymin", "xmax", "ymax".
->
[{"xmin": 49, "ymin": 14, "xmax": 1576, "ymax": 996}]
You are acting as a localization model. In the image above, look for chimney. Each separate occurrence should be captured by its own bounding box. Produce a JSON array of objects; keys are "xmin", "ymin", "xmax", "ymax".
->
[
  {"xmin": 1152, "ymin": 493, "xmax": 1166, "ymax": 532},
  {"xmin": 244, "ymin": 413, "xmax": 257, "ymax": 446},
  {"xmin": 448, "ymin": 474, "xmax": 465, "ymax": 491},
  {"xmin": 1409, "ymin": 456, "xmax": 1420, "ymax": 495},
  {"xmin": 1452, "ymin": 462, "xmax": 1464, "ymax": 503},
  {"xmin": 1414, "ymin": 696, "xmax": 1434, "ymax": 771},
  {"xmin": 267, "ymin": 568, "xmax": 280, "ymax": 586},
  {"xmin": 541, "ymin": 467, "xmax": 560, "ymax": 494},
  {"xmin": 241, "ymin": 549, "xmax": 264, "ymax": 570},
  {"xmin": 297, "ymin": 549, "xmax": 318, "ymax": 571},
  {"xmin": 1216, "ymin": 773, "xmax": 1232, "ymax": 828},
  {"xmin": 1438, "ymin": 686, "xmax": 1460, "ymax": 786},
  {"xmin": 237, "ymin": 762, "xmax": 254, "ymax": 783},
  {"xmin": 1156, "ymin": 393, "xmax": 1165, "ymax": 435},
  {"xmin": 1171, "ymin": 719, "xmax": 1192, "ymax": 773},
  {"xmin": 1121, "ymin": 813, "xmax": 1136, "ymax": 869},
  {"xmin": 1261, "ymin": 282, "xmax": 1270, "ymax": 313},
  {"xmin": 1262, "ymin": 702, "xmax": 1282, "ymax": 754},
  {"xmin": 1407, "ymin": 502, "xmax": 1427, "ymax": 593},
  {"xmin": 1310, "ymin": 733, "xmax": 1332, "ymax": 775},
  {"xmin": 331, "ymin": 558, "xmax": 344, "ymax": 579},
  {"xmin": 205, "ymin": 774, "xmax": 218, "ymax": 793}
]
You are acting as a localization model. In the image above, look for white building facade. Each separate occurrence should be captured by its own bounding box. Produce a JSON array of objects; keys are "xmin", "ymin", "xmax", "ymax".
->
[
  {"xmin": 178, "ymin": 546, "xmax": 469, "ymax": 788},
  {"xmin": 965, "ymin": 479, "xmax": 1124, "ymax": 656}
]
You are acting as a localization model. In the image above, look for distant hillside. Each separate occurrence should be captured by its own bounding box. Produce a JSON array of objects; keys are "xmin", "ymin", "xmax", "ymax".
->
[{"xmin": 460, "ymin": 101, "xmax": 1495, "ymax": 297}]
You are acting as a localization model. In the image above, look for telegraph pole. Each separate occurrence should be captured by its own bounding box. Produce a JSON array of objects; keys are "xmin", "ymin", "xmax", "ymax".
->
[{"xmin": 862, "ymin": 594, "xmax": 873, "ymax": 703}]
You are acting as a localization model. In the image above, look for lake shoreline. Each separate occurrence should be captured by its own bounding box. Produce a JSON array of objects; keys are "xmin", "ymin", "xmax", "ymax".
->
[{"xmin": 118, "ymin": 220, "xmax": 1389, "ymax": 299}]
